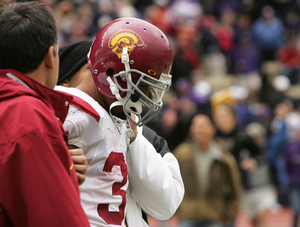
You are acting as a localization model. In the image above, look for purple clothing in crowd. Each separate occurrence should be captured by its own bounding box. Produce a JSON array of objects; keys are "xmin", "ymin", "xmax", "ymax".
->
[{"xmin": 285, "ymin": 141, "xmax": 300, "ymax": 187}]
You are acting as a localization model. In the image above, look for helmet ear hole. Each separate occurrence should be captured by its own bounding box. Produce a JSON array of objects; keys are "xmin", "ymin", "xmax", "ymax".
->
[{"xmin": 106, "ymin": 68, "xmax": 115, "ymax": 77}]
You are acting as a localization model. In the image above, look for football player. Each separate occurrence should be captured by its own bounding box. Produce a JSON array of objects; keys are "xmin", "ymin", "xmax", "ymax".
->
[{"xmin": 56, "ymin": 17, "xmax": 184, "ymax": 226}]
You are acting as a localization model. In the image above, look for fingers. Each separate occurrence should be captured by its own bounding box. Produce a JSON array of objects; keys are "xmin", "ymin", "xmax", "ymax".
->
[
  {"xmin": 73, "ymin": 160, "xmax": 88, "ymax": 185},
  {"xmin": 73, "ymin": 161, "xmax": 88, "ymax": 174},
  {"xmin": 69, "ymin": 147, "xmax": 88, "ymax": 185},
  {"xmin": 129, "ymin": 114, "xmax": 138, "ymax": 143},
  {"xmin": 69, "ymin": 148, "xmax": 85, "ymax": 156},
  {"xmin": 76, "ymin": 172, "xmax": 86, "ymax": 185},
  {"xmin": 71, "ymin": 153, "xmax": 88, "ymax": 165}
]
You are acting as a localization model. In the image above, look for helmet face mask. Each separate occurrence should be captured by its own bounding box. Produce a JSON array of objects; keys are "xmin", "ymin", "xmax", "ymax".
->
[
  {"xmin": 113, "ymin": 69, "xmax": 172, "ymax": 126},
  {"xmin": 88, "ymin": 17, "xmax": 173, "ymax": 126}
]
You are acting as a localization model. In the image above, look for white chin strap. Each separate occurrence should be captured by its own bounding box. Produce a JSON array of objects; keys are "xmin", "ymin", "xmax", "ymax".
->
[
  {"xmin": 106, "ymin": 47, "xmax": 138, "ymax": 138},
  {"xmin": 106, "ymin": 81, "xmax": 135, "ymax": 138}
]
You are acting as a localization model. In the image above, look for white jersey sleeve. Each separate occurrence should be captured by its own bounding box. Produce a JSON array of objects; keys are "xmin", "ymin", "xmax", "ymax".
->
[
  {"xmin": 63, "ymin": 106, "xmax": 88, "ymax": 151},
  {"xmin": 126, "ymin": 125, "xmax": 184, "ymax": 223}
]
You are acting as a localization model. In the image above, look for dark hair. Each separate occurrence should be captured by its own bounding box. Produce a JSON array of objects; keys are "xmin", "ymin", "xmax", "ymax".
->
[{"xmin": 0, "ymin": 2, "xmax": 58, "ymax": 73}]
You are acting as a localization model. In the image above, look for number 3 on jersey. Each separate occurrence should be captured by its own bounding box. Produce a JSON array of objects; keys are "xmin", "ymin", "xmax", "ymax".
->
[{"xmin": 97, "ymin": 152, "xmax": 128, "ymax": 225}]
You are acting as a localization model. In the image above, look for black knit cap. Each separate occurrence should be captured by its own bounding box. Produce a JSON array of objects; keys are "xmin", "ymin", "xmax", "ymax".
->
[{"xmin": 58, "ymin": 40, "xmax": 93, "ymax": 85}]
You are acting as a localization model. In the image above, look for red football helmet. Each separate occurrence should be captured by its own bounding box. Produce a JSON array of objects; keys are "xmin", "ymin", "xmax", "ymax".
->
[{"xmin": 88, "ymin": 17, "xmax": 173, "ymax": 126}]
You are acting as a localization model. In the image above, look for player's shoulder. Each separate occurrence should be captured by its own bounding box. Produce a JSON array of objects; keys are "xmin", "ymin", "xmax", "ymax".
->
[{"xmin": 55, "ymin": 86, "xmax": 101, "ymax": 123}]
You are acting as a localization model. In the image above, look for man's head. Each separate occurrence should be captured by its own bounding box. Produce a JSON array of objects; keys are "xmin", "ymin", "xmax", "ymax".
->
[
  {"xmin": 88, "ymin": 17, "xmax": 173, "ymax": 126},
  {"xmin": 262, "ymin": 5, "xmax": 275, "ymax": 20},
  {"xmin": 213, "ymin": 103, "xmax": 237, "ymax": 134},
  {"xmin": 190, "ymin": 114, "xmax": 215, "ymax": 149},
  {"xmin": 274, "ymin": 99, "xmax": 293, "ymax": 119},
  {"xmin": 0, "ymin": 2, "xmax": 58, "ymax": 87},
  {"xmin": 58, "ymin": 40, "xmax": 92, "ymax": 87}
]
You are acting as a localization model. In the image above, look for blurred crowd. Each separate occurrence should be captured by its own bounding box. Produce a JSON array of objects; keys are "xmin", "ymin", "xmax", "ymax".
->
[{"xmin": 3, "ymin": 0, "xmax": 300, "ymax": 226}]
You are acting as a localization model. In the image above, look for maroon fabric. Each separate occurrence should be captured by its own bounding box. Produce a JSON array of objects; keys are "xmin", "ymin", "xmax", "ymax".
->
[{"xmin": 0, "ymin": 69, "xmax": 90, "ymax": 227}]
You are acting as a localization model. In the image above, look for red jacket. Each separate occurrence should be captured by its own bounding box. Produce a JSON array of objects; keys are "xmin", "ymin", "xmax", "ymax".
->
[{"xmin": 0, "ymin": 69, "xmax": 90, "ymax": 227}]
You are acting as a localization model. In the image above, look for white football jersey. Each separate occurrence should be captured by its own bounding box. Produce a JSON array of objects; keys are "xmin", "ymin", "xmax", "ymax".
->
[{"xmin": 55, "ymin": 86, "xmax": 129, "ymax": 227}]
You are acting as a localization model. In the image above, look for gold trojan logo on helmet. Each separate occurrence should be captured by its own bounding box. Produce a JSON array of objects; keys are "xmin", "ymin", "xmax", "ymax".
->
[{"xmin": 108, "ymin": 29, "xmax": 144, "ymax": 58}]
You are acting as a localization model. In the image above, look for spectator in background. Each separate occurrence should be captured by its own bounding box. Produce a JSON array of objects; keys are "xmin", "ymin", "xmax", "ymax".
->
[
  {"xmin": 213, "ymin": 8, "xmax": 236, "ymax": 72},
  {"xmin": 232, "ymin": 13, "xmax": 262, "ymax": 96},
  {"xmin": 213, "ymin": 103, "xmax": 262, "ymax": 175},
  {"xmin": 213, "ymin": 103, "xmax": 262, "ymax": 226},
  {"xmin": 278, "ymin": 34, "xmax": 300, "ymax": 85},
  {"xmin": 171, "ymin": 24, "xmax": 201, "ymax": 86},
  {"xmin": 284, "ymin": 112, "xmax": 300, "ymax": 227},
  {"xmin": 234, "ymin": 13, "xmax": 253, "ymax": 45},
  {"xmin": 196, "ymin": 15, "xmax": 228, "ymax": 77},
  {"xmin": 252, "ymin": 5, "xmax": 285, "ymax": 61},
  {"xmin": 168, "ymin": 1, "xmax": 202, "ymax": 85},
  {"xmin": 230, "ymin": 34, "xmax": 262, "ymax": 97},
  {"xmin": 243, "ymin": 122, "xmax": 278, "ymax": 227},
  {"xmin": 174, "ymin": 114, "xmax": 241, "ymax": 227},
  {"xmin": 196, "ymin": 14, "xmax": 219, "ymax": 55},
  {"xmin": 267, "ymin": 99, "xmax": 294, "ymax": 195}
]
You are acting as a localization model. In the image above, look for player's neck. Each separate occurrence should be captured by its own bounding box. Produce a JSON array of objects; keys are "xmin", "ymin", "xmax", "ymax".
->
[{"xmin": 76, "ymin": 74, "xmax": 109, "ymax": 111}]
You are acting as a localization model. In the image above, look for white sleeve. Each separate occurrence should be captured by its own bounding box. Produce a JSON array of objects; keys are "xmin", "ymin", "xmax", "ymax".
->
[
  {"xmin": 63, "ymin": 106, "xmax": 87, "ymax": 151},
  {"xmin": 127, "ymin": 126, "xmax": 184, "ymax": 220}
]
